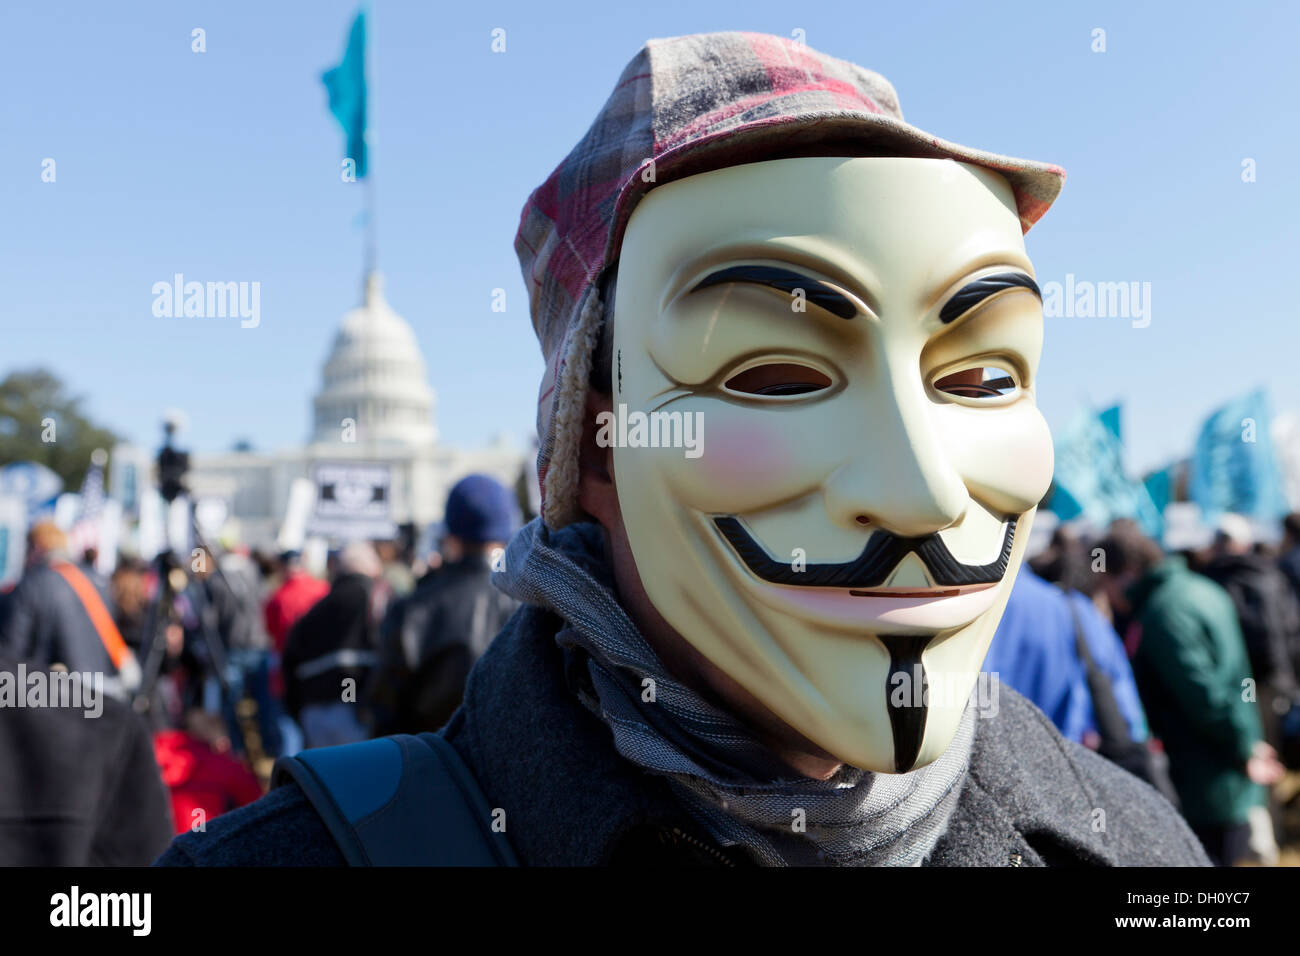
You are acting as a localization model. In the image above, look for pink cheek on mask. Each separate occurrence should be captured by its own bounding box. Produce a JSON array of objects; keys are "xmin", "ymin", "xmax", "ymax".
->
[{"xmin": 691, "ymin": 420, "xmax": 803, "ymax": 494}]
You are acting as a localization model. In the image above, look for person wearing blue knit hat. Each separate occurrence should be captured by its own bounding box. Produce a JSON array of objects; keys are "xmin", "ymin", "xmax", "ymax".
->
[
  {"xmin": 364, "ymin": 475, "xmax": 521, "ymax": 737},
  {"xmin": 442, "ymin": 474, "xmax": 520, "ymax": 554}
]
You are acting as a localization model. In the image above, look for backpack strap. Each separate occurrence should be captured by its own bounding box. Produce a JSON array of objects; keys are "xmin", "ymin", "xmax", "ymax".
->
[
  {"xmin": 1062, "ymin": 589, "xmax": 1136, "ymax": 754},
  {"xmin": 272, "ymin": 733, "xmax": 518, "ymax": 866}
]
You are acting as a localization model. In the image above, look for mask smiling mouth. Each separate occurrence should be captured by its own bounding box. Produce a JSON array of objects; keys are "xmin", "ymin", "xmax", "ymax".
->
[
  {"xmin": 710, "ymin": 513, "xmax": 1020, "ymax": 768},
  {"xmin": 712, "ymin": 514, "xmax": 1018, "ymax": 590},
  {"xmin": 847, "ymin": 583, "xmax": 996, "ymax": 598}
]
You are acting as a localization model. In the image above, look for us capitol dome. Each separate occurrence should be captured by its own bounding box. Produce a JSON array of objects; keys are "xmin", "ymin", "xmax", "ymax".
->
[
  {"xmin": 162, "ymin": 273, "xmax": 525, "ymax": 548},
  {"xmin": 311, "ymin": 273, "xmax": 437, "ymax": 447}
]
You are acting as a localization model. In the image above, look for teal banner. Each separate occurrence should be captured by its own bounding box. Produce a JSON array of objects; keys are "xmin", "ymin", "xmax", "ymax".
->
[
  {"xmin": 1050, "ymin": 405, "xmax": 1163, "ymax": 536},
  {"xmin": 1190, "ymin": 388, "xmax": 1288, "ymax": 522}
]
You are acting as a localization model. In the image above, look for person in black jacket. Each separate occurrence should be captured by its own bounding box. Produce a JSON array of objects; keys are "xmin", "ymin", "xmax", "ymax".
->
[
  {"xmin": 1279, "ymin": 513, "xmax": 1300, "ymax": 603},
  {"xmin": 281, "ymin": 542, "xmax": 381, "ymax": 749},
  {"xmin": 1204, "ymin": 513, "xmax": 1300, "ymax": 750},
  {"xmin": 0, "ymin": 654, "xmax": 172, "ymax": 865},
  {"xmin": 367, "ymin": 475, "xmax": 520, "ymax": 735}
]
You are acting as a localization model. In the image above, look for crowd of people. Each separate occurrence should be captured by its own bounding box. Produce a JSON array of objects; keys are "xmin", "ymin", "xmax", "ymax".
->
[
  {"xmin": 0, "ymin": 473, "xmax": 521, "ymax": 865},
  {"xmin": 2, "ymin": 457, "xmax": 1299, "ymax": 866},
  {"xmin": 987, "ymin": 512, "xmax": 1300, "ymax": 866}
]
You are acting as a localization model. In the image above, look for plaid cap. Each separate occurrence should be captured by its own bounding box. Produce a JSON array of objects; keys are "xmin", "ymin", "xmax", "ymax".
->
[{"xmin": 516, "ymin": 31, "xmax": 1066, "ymax": 529}]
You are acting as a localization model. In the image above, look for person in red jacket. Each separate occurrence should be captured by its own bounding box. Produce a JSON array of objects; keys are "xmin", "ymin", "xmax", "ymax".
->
[
  {"xmin": 264, "ymin": 551, "xmax": 329, "ymax": 700},
  {"xmin": 264, "ymin": 551, "xmax": 329, "ymax": 654},
  {"xmin": 153, "ymin": 710, "xmax": 264, "ymax": 835}
]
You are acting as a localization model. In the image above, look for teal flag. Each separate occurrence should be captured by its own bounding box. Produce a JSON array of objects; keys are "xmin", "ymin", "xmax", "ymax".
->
[
  {"xmin": 323, "ymin": 9, "xmax": 368, "ymax": 178},
  {"xmin": 1142, "ymin": 466, "xmax": 1174, "ymax": 514},
  {"xmin": 1098, "ymin": 404, "xmax": 1122, "ymax": 442},
  {"xmin": 1190, "ymin": 388, "xmax": 1288, "ymax": 521},
  {"xmin": 1049, "ymin": 406, "xmax": 1163, "ymax": 536}
]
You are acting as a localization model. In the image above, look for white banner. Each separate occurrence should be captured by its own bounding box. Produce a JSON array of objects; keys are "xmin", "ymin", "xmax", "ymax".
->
[
  {"xmin": 0, "ymin": 495, "xmax": 27, "ymax": 585},
  {"xmin": 277, "ymin": 478, "xmax": 317, "ymax": 552},
  {"xmin": 307, "ymin": 462, "xmax": 395, "ymax": 541}
]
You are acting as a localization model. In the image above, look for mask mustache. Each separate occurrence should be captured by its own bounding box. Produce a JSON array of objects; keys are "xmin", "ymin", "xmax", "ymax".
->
[{"xmin": 712, "ymin": 515, "xmax": 1018, "ymax": 589}]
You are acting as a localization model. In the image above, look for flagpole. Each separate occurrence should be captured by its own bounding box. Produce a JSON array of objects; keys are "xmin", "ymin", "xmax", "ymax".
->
[
  {"xmin": 325, "ymin": 5, "xmax": 375, "ymax": 300},
  {"xmin": 364, "ymin": 0, "xmax": 376, "ymax": 288},
  {"xmin": 364, "ymin": 169, "xmax": 376, "ymax": 285}
]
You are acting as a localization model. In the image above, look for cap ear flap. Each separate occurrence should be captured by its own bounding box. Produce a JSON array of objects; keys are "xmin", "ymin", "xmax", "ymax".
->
[{"xmin": 542, "ymin": 285, "xmax": 608, "ymax": 529}]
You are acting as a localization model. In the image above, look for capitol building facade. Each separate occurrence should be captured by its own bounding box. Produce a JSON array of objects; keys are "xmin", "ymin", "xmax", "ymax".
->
[{"xmin": 165, "ymin": 274, "xmax": 526, "ymax": 549}]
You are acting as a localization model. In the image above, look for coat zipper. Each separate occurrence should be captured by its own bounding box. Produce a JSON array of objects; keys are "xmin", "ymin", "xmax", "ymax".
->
[{"xmin": 663, "ymin": 826, "xmax": 737, "ymax": 867}]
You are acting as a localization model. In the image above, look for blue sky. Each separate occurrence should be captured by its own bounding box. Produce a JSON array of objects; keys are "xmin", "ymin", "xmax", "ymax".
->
[{"xmin": 2, "ymin": 0, "xmax": 1295, "ymax": 476}]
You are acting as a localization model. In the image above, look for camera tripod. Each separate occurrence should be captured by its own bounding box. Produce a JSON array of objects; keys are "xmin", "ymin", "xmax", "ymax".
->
[{"xmin": 132, "ymin": 502, "xmax": 271, "ymax": 776}]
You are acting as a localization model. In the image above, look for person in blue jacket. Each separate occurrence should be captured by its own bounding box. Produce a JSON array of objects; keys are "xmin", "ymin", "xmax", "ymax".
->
[{"xmin": 985, "ymin": 565, "xmax": 1148, "ymax": 746}]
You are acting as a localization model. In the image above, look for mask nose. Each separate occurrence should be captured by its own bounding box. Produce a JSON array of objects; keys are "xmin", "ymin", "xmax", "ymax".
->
[{"xmin": 823, "ymin": 370, "xmax": 970, "ymax": 538}]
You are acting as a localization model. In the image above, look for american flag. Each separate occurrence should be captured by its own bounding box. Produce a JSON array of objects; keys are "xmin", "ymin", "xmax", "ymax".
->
[{"xmin": 66, "ymin": 452, "xmax": 107, "ymax": 557}]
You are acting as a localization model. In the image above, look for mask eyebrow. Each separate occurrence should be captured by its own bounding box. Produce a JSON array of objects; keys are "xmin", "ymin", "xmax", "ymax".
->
[
  {"xmin": 938, "ymin": 271, "xmax": 1041, "ymax": 325},
  {"xmin": 689, "ymin": 265, "xmax": 857, "ymax": 319}
]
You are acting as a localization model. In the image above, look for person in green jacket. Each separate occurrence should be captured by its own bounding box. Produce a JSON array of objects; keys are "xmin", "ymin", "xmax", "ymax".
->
[{"xmin": 1097, "ymin": 520, "xmax": 1283, "ymax": 865}]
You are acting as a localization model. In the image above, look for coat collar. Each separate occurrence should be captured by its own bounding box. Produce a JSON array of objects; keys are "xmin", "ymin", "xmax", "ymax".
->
[{"xmin": 445, "ymin": 604, "xmax": 690, "ymax": 865}]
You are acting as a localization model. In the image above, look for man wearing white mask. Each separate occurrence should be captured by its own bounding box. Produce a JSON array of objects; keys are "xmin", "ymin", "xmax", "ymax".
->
[{"xmin": 160, "ymin": 32, "xmax": 1206, "ymax": 867}]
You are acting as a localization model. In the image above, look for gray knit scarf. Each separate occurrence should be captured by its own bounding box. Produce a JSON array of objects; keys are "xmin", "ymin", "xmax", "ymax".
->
[{"xmin": 494, "ymin": 518, "xmax": 976, "ymax": 866}]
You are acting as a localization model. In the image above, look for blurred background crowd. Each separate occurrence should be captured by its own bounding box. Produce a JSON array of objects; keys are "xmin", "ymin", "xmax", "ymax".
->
[
  {"xmin": 990, "ymin": 510, "xmax": 1300, "ymax": 867},
  {"xmin": 0, "ymin": 465, "xmax": 524, "ymax": 864},
  {"xmin": 1, "ymin": 436, "xmax": 1298, "ymax": 867}
]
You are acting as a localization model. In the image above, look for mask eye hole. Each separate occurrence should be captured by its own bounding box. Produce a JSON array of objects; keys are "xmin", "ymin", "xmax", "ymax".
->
[
  {"xmin": 723, "ymin": 362, "xmax": 833, "ymax": 397},
  {"xmin": 933, "ymin": 364, "xmax": 1019, "ymax": 400}
]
